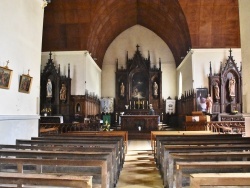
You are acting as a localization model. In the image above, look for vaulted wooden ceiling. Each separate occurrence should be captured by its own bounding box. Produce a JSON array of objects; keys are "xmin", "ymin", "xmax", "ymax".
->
[{"xmin": 42, "ymin": 0, "xmax": 240, "ymax": 68}]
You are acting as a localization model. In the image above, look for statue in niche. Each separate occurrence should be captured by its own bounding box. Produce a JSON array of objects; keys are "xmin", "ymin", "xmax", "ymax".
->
[
  {"xmin": 46, "ymin": 79, "xmax": 52, "ymax": 98},
  {"xmin": 206, "ymin": 94, "xmax": 213, "ymax": 114},
  {"xmin": 153, "ymin": 81, "xmax": 158, "ymax": 96},
  {"xmin": 229, "ymin": 77, "xmax": 236, "ymax": 97},
  {"xmin": 60, "ymin": 84, "xmax": 67, "ymax": 101},
  {"xmin": 120, "ymin": 82, "xmax": 125, "ymax": 97},
  {"xmin": 214, "ymin": 82, "xmax": 220, "ymax": 101}
]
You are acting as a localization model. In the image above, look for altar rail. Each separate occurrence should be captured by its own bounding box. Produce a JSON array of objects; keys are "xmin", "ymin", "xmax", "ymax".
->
[
  {"xmin": 207, "ymin": 121, "xmax": 245, "ymax": 134},
  {"xmin": 39, "ymin": 122, "xmax": 100, "ymax": 136}
]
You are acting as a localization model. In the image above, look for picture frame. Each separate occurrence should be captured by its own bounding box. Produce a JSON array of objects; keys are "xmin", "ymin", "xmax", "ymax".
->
[
  {"xmin": 0, "ymin": 66, "xmax": 13, "ymax": 89},
  {"xmin": 196, "ymin": 88, "xmax": 208, "ymax": 112},
  {"xmin": 19, "ymin": 74, "xmax": 33, "ymax": 93}
]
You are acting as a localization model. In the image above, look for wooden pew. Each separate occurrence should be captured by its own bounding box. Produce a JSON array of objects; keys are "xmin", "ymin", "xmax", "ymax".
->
[
  {"xmin": 167, "ymin": 151, "xmax": 250, "ymax": 188},
  {"xmin": 189, "ymin": 173, "xmax": 250, "ymax": 187},
  {"xmin": 0, "ymin": 149, "xmax": 112, "ymax": 188},
  {"xmin": 155, "ymin": 134, "xmax": 243, "ymax": 165},
  {"xmin": 62, "ymin": 131, "xmax": 128, "ymax": 154},
  {"xmin": 153, "ymin": 132, "xmax": 242, "ymax": 161},
  {"xmin": 0, "ymin": 172, "xmax": 92, "ymax": 188},
  {"xmin": 31, "ymin": 135, "xmax": 125, "ymax": 167},
  {"xmin": 0, "ymin": 158, "xmax": 105, "ymax": 187},
  {"xmin": 0, "ymin": 144, "xmax": 119, "ymax": 187},
  {"xmin": 150, "ymin": 131, "xmax": 216, "ymax": 153},
  {"xmin": 16, "ymin": 138, "xmax": 121, "ymax": 180},
  {"xmin": 161, "ymin": 144, "xmax": 250, "ymax": 187},
  {"xmin": 175, "ymin": 161, "xmax": 250, "ymax": 188},
  {"xmin": 158, "ymin": 137, "xmax": 250, "ymax": 165}
]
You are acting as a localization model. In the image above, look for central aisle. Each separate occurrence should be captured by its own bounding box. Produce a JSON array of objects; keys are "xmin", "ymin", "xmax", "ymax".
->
[{"xmin": 117, "ymin": 140, "xmax": 163, "ymax": 188}]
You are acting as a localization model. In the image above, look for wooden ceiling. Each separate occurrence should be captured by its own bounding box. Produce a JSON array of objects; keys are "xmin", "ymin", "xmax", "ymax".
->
[{"xmin": 42, "ymin": 0, "xmax": 240, "ymax": 68}]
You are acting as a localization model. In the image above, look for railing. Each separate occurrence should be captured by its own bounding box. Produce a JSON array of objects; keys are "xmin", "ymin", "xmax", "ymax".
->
[
  {"xmin": 207, "ymin": 121, "xmax": 245, "ymax": 134},
  {"xmin": 39, "ymin": 122, "xmax": 101, "ymax": 136}
]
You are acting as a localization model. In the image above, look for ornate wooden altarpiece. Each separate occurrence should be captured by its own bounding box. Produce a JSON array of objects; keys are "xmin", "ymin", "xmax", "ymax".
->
[
  {"xmin": 40, "ymin": 52, "xmax": 72, "ymax": 122},
  {"xmin": 115, "ymin": 45, "xmax": 164, "ymax": 118},
  {"xmin": 208, "ymin": 49, "xmax": 242, "ymax": 116}
]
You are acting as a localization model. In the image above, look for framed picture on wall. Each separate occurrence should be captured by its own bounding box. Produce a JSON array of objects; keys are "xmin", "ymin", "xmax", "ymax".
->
[
  {"xmin": 19, "ymin": 74, "xmax": 33, "ymax": 93},
  {"xmin": 0, "ymin": 66, "xmax": 13, "ymax": 89},
  {"xmin": 196, "ymin": 88, "xmax": 208, "ymax": 112}
]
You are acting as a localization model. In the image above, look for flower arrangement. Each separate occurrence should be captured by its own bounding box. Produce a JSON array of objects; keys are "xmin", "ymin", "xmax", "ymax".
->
[
  {"xmin": 41, "ymin": 107, "xmax": 51, "ymax": 116},
  {"xmin": 102, "ymin": 120, "xmax": 110, "ymax": 131},
  {"xmin": 231, "ymin": 110, "xmax": 238, "ymax": 115}
]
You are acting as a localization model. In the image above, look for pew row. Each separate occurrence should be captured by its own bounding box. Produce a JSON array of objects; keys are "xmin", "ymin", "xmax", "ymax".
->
[
  {"xmin": 31, "ymin": 135, "xmax": 125, "ymax": 166},
  {"xmin": 155, "ymin": 133, "xmax": 243, "ymax": 164},
  {"xmin": 189, "ymin": 173, "xmax": 250, "ymax": 188},
  {"xmin": 167, "ymin": 151, "xmax": 250, "ymax": 188},
  {"xmin": 0, "ymin": 172, "xmax": 92, "ymax": 188},
  {"xmin": 0, "ymin": 158, "xmax": 105, "ymax": 188},
  {"xmin": 150, "ymin": 131, "xmax": 217, "ymax": 153},
  {"xmin": 162, "ymin": 144, "xmax": 250, "ymax": 187},
  {"xmin": 16, "ymin": 138, "xmax": 122, "ymax": 180},
  {"xmin": 0, "ymin": 144, "xmax": 118, "ymax": 187},
  {"xmin": 175, "ymin": 161, "xmax": 250, "ymax": 188},
  {"xmin": 61, "ymin": 131, "xmax": 128, "ymax": 154}
]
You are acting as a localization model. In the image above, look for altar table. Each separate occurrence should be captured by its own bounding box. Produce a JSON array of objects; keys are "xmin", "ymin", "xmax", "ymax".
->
[{"xmin": 120, "ymin": 115, "xmax": 159, "ymax": 132}]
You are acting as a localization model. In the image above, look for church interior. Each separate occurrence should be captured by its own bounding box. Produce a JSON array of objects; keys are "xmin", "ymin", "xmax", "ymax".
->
[{"xmin": 1, "ymin": 0, "xmax": 250, "ymax": 187}]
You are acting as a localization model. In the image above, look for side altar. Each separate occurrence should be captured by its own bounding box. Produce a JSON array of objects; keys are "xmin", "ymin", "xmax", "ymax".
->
[{"xmin": 120, "ymin": 115, "xmax": 159, "ymax": 132}]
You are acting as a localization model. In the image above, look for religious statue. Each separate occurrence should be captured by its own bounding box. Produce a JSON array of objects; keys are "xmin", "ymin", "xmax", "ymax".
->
[
  {"xmin": 59, "ymin": 83, "xmax": 67, "ymax": 101},
  {"xmin": 229, "ymin": 77, "xmax": 236, "ymax": 97},
  {"xmin": 153, "ymin": 82, "xmax": 158, "ymax": 96},
  {"xmin": 46, "ymin": 79, "xmax": 52, "ymax": 97},
  {"xmin": 120, "ymin": 82, "xmax": 125, "ymax": 97},
  {"xmin": 214, "ymin": 82, "xmax": 220, "ymax": 101},
  {"xmin": 206, "ymin": 94, "xmax": 213, "ymax": 114},
  {"xmin": 149, "ymin": 104, "xmax": 155, "ymax": 115}
]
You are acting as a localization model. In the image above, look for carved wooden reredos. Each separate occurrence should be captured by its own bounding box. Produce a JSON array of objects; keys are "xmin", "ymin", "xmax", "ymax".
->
[
  {"xmin": 40, "ymin": 52, "xmax": 72, "ymax": 122},
  {"xmin": 208, "ymin": 49, "xmax": 242, "ymax": 114},
  {"xmin": 115, "ymin": 45, "xmax": 163, "ymax": 115}
]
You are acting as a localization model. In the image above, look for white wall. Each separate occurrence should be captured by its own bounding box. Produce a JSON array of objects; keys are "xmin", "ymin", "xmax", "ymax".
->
[
  {"xmin": 41, "ymin": 51, "xmax": 102, "ymax": 97},
  {"xmin": 239, "ymin": 0, "xmax": 250, "ymax": 113},
  {"xmin": 0, "ymin": 0, "xmax": 44, "ymax": 144},
  {"xmin": 176, "ymin": 51, "xmax": 193, "ymax": 97},
  {"xmin": 176, "ymin": 48, "xmax": 241, "ymax": 99},
  {"xmin": 192, "ymin": 49, "xmax": 241, "ymax": 89},
  {"xmin": 102, "ymin": 25, "xmax": 176, "ymax": 100}
]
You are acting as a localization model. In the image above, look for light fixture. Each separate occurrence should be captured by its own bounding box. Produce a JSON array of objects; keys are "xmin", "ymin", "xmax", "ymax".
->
[{"xmin": 41, "ymin": 0, "xmax": 51, "ymax": 8}]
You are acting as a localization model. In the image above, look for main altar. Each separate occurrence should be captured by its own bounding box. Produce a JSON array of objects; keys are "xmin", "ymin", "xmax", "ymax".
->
[{"xmin": 114, "ymin": 45, "xmax": 164, "ymax": 138}]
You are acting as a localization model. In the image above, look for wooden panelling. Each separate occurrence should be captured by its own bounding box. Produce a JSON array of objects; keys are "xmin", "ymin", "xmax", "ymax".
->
[{"xmin": 42, "ymin": 0, "xmax": 240, "ymax": 69}]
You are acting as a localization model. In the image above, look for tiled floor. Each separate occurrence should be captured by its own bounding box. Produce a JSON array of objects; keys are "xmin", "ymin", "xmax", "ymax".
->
[{"xmin": 117, "ymin": 140, "xmax": 163, "ymax": 188}]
